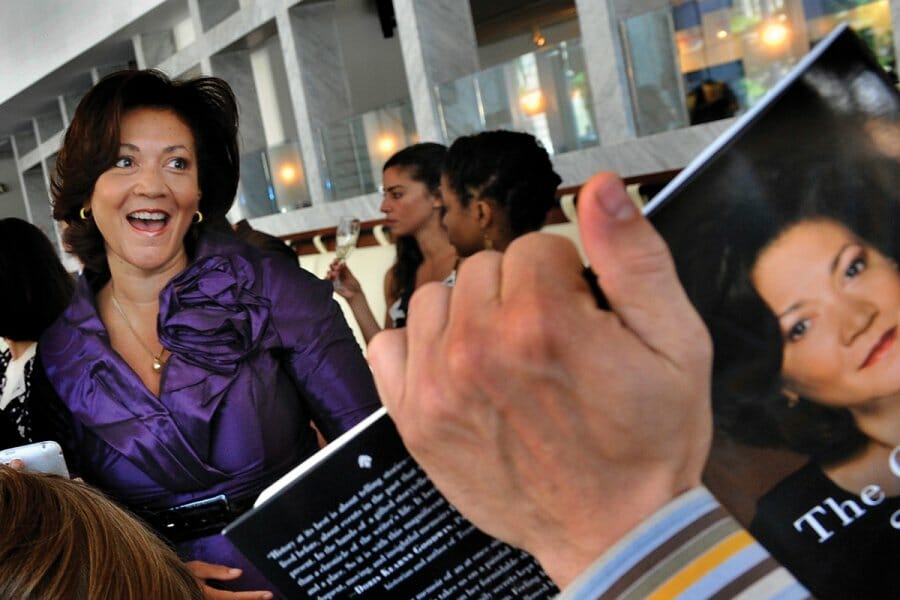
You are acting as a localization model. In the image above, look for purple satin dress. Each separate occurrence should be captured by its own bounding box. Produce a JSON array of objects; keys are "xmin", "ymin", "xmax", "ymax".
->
[{"xmin": 41, "ymin": 233, "xmax": 381, "ymax": 593}]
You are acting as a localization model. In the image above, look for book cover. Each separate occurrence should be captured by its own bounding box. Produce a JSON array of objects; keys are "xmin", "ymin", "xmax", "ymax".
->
[
  {"xmin": 647, "ymin": 25, "xmax": 900, "ymax": 599},
  {"xmin": 223, "ymin": 408, "xmax": 558, "ymax": 599}
]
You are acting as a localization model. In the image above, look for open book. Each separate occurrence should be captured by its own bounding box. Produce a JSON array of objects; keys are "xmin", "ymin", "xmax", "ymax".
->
[
  {"xmin": 647, "ymin": 25, "xmax": 899, "ymax": 599},
  {"xmin": 223, "ymin": 408, "xmax": 558, "ymax": 599}
]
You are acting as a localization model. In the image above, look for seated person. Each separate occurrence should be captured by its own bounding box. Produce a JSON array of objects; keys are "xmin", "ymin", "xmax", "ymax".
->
[{"xmin": 0, "ymin": 465, "xmax": 203, "ymax": 599}]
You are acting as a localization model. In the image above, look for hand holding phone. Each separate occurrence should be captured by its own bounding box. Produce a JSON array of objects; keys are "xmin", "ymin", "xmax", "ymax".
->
[{"xmin": 0, "ymin": 441, "xmax": 69, "ymax": 478}]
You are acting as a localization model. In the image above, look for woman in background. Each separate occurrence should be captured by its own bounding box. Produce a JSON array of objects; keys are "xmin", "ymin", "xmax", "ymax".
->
[
  {"xmin": 440, "ymin": 130, "xmax": 561, "ymax": 257},
  {"xmin": 42, "ymin": 69, "xmax": 380, "ymax": 597},
  {"xmin": 0, "ymin": 465, "xmax": 203, "ymax": 599},
  {"xmin": 326, "ymin": 142, "xmax": 457, "ymax": 342},
  {"xmin": 0, "ymin": 218, "xmax": 73, "ymax": 449}
]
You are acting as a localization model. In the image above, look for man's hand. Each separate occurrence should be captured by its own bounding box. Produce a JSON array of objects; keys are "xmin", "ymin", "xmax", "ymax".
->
[{"xmin": 368, "ymin": 172, "xmax": 712, "ymax": 587}]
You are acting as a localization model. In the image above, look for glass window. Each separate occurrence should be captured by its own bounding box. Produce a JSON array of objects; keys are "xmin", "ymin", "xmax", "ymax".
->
[{"xmin": 619, "ymin": 0, "xmax": 894, "ymax": 136}]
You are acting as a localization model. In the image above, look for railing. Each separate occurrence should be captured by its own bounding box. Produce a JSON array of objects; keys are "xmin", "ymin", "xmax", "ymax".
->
[
  {"xmin": 434, "ymin": 38, "xmax": 599, "ymax": 156},
  {"xmin": 318, "ymin": 100, "xmax": 418, "ymax": 202}
]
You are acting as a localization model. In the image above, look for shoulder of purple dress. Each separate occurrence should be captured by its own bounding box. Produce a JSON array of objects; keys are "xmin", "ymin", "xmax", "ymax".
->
[
  {"xmin": 39, "ymin": 274, "xmax": 113, "ymax": 407},
  {"xmin": 41, "ymin": 274, "xmax": 105, "ymax": 351}
]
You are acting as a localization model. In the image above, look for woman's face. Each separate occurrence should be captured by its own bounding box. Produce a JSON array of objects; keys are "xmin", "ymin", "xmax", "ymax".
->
[
  {"xmin": 379, "ymin": 166, "xmax": 439, "ymax": 237},
  {"xmin": 752, "ymin": 219, "xmax": 900, "ymax": 408},
  {"xmin": 440, "ymin": 174, "xmax": 483, "ymax": 257},
  {"xmin": 89, "ymin": 107, "xmax": 200, "ymax": 275}
]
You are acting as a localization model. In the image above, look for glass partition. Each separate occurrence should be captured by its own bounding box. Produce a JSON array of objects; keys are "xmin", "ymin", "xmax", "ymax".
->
[
  {"xmin": 435, "ymin": 38, "xmax": 598, "ymax": 155},
  {"xmin": 235, "ymin": 139, "xmax": 310, "ymax": 219},
  {"xmin": 619, "ymin": 0, "xmax": 894, "ymax": 136},
  {"xmin": 620, "ymin": 7, "xmax": 691, "ymax": 136},
  {"xmin": 318, "ymin": 101, "xmax": 417, "ymax": 201}
]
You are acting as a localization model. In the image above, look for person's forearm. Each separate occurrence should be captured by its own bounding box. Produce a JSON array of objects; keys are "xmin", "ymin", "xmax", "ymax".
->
[{"xmin": 347, "ymin": 293, "xmax": 382, "ymax": 344}]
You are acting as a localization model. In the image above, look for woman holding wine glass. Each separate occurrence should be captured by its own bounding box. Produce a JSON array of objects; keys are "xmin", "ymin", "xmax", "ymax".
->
[
  {"xmin": 332, "ymin": 216, "xmax": 361, "ymax": 282},
  {"xmin": 326, "ymin": 143, "xmax": 458, "ymax": 343}
]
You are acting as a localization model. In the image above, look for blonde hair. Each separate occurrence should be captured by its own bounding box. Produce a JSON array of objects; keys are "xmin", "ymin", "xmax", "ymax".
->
[{"xmin": 0, "ymin": 466, "xmax": 203, "ymax": 599}]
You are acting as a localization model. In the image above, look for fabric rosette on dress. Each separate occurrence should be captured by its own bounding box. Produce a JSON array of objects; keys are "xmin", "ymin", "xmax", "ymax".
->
[
  {"xmin": 156, "ymin": 254, "xmax": 284, "ymax": 478},
  {"xmin": 159, "ymin": 254, "xmax": 272, "ymax": 374}
]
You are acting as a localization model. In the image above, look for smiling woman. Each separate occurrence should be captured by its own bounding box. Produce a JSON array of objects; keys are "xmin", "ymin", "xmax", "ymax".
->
[
  {"xmin": 684, "ymin": 153, "xmax": 900, "ymax": 597},
  {"xmin": 41, "ymin": 70, "xmax": 381, "ymax": 597}
]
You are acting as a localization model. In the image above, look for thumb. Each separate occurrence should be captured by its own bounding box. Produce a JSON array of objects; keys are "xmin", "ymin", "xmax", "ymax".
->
[
  {"xmin": 184, "ymin": 560, "xmax": 242, "ymax": 581},
  {"xmin": 577, "ymin": 172, "xmax": 702, "ymax": 354}
]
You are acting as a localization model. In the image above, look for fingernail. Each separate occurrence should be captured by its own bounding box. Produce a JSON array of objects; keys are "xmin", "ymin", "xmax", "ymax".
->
[
  {"xmin": 229, "ymin": 568, "xmax": 242, "ymax": 575},
  {"xmin": 598, "ymin": 178, "xmax": 636, "ymax": 221},
  {"xmin": 261, "ymin": 593, "xmax": 274, "ymax": 600}
]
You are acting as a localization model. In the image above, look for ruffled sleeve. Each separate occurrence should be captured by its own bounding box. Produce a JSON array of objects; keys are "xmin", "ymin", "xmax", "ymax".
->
[{"xmin": 254, "ymin": 251, "xmax": 381, "ymax": 440}]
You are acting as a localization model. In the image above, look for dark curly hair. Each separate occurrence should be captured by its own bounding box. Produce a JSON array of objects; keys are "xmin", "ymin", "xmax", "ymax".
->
[
  {"xmin": 51, "ymin": 69, "xmax": 239, "ymax": 278},
  {"xmin": 382, "ymin": 142, "xmax": 447, "ymax": 302},
  {"xmin": 655, "ymin": 149, "xmax": 900, "ymax": 465},
  {"xmin": 442, "ymin": 130, "xmax": 561, "ymax": 240},
  {"xmin": 0, "ymin": 219, "xmax": 74, "ymax": 341}
]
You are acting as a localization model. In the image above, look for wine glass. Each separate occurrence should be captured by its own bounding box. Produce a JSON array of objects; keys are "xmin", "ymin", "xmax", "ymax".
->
[
  {"xmin": 332, "ymin": 217, "xmax": 361, "ymax": 291},
  {"xmin": 335, "ymin": 216, "xmax": 361, "ymax": 262}
]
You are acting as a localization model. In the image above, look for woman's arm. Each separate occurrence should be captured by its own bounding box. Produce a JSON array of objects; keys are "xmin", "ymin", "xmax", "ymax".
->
[
  {"xmin": 382, "ymin": 267, "xmax": 399, "ymax": 331},
  {"xmin": 325, "ymin": 260, "xmax": 382, "ymax": 344},
  {"xmin": 268, "ymin": 255, "xmax": 381, "ymax": 440}
]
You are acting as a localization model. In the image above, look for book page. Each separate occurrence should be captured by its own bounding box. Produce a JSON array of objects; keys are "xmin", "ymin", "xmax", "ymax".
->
[{"xmin": 225, "ymin": 412, "xmax": 557, "ymax": 599}]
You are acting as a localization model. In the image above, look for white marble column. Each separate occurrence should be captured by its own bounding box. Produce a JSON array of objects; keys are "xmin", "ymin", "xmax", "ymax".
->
[
  {"xmin": 132, "ymin": 33, "xmax": 147, "ymax": 70},
  {"xmin": 891, "ymin": 0, "xmax": 900, "ymax": 71},
  {"xmin": 9, "ymin": 135, "xmax": 32, "ymax": 223},
  {"xmin": 393, "ymin": 0, "xmax": 479, "ymax": 143},
  {"xmin": 574, "ymin": 0, "xmax": 636, "ymax": 145},
  {"xmin": 277, "ymin": 2, "xmax": 354, "ymax": 206}
]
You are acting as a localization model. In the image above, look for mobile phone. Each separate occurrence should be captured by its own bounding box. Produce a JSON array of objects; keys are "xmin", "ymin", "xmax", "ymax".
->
[{"xmin": 0, "ymin": 441, "xmax": 70, "ymax": 478}]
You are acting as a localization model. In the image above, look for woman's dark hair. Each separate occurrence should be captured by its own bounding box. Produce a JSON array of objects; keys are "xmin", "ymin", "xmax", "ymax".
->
[
  {"xmin": 51, "ymin": 69, "xmax": 239, "ymax": 277},
  {"xmin": 382, "ymin": 142, "xmax": 447, "ymax": 301},
  {"xmin": 657, "ymin": 151, "xmax": 900, "ymax": 464},
  {"xmin": 442, "ymin": 130, "xmax": 561, "ymax": 238},
  {"xmin": 0, "ymin": 219, "xmax": 74, "ymax": 340}
]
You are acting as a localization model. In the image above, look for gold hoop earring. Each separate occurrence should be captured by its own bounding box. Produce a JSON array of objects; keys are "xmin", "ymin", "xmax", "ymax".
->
[
  {"xmin": 79, "ymin": 207, "xmax": 91, "ymax": 220},
  {"xmin": 192, "ymin": 211, "xmax": 204, "ymax": 224}
]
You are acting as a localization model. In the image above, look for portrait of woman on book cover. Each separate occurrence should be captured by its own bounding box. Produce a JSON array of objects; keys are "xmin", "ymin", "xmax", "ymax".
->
[
  {"xmin": 697, "ymin": 154, "xmax": 900, "ymax": 599},
  {"xmin": 649, "ymin": 37, "xmax": 900, "ymax": 599}
]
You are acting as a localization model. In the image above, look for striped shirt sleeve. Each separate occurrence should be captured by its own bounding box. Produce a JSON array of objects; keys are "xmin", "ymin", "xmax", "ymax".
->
[{"xmin": 558, "ymin": 487, "xmax": 811, "ymax": 600}]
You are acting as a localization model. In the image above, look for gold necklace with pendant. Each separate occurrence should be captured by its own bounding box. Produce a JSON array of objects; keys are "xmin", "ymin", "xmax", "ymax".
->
[{"xmin": 109, "ymin": 288, "xmax": 167, "ymax": 373}]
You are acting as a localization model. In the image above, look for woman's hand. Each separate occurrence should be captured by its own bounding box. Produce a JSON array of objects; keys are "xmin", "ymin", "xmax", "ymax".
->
[
  {"xmin": 185, "ymin": 561, "xmax": 273, "ymax": 600},
  {"xmin": 325, "ymin": 259, "xmax": 363, "ymax": 299}
]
